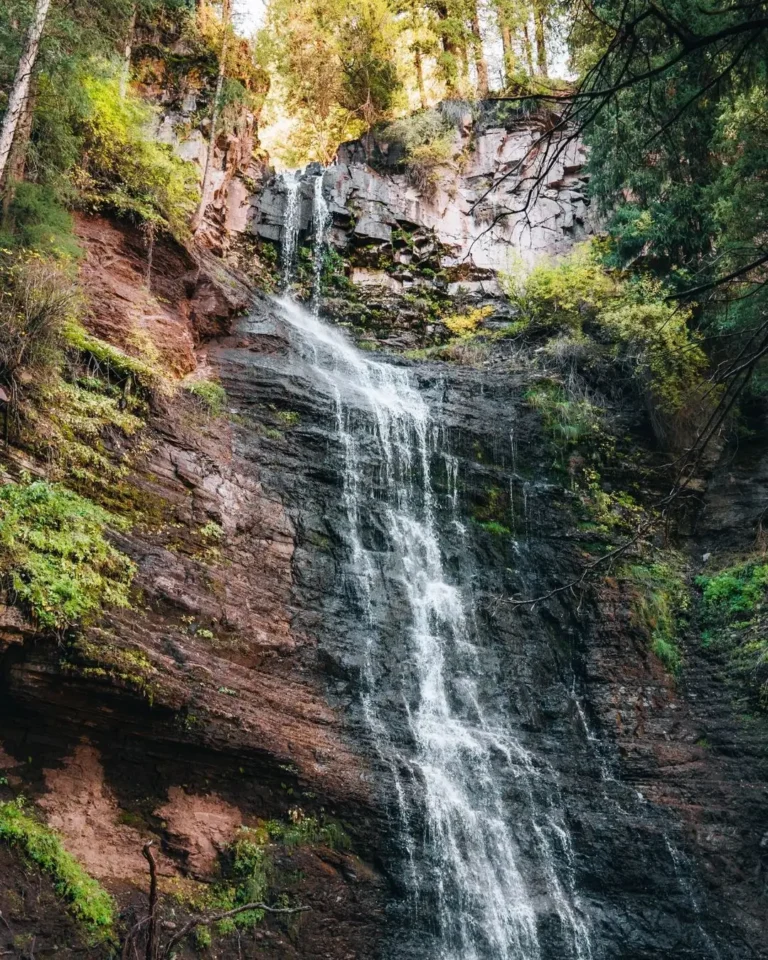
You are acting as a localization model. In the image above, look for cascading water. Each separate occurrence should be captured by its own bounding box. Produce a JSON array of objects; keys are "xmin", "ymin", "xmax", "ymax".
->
[
  {"xmin": 311, "ymin": 173, "xmax": 331, "ymax": 315},
  {"xmin": 275, "ymin": 296, "xmax": 593, "ymax": 959},
  {"xmin": 273, "ymin": 176, "xmax": 594, "ymax": 959},
  {"xmin": 279, "ymin": 170, "xmax": 301, "ymax": 286}
]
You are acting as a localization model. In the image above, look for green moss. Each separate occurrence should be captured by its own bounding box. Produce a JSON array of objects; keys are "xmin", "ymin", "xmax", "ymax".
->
[
  {"xmin": 276, "ymin": 410, "xmax": 301, "ymax": 427},
  {"xmin": 29, "ymin": 377, "xmax": 148, "ymax": 506},
  {"xmin": 474, "ymin": 520, "xmax": 511, "ymax": 537},
  {"xmin": 0, "ymin": 480, "xmax": 135, "ymax": 631},
  {"xmin": 61, "ymin": 632, "xmax": 160, "ymax": 703},
  {"xmin": 624, "ymin": 560, "xmax": 689, "ymax": 675},
  {"xmin": 63, "ymin": 322, "xmax": 161, "ymax": 394},
  {"xmin": 0, "ymin": 799, "xmax": 114, "ymax": 940},
  {"xmin": 184, "ymin": 379, "xmax": 227, "ymax": 416}
]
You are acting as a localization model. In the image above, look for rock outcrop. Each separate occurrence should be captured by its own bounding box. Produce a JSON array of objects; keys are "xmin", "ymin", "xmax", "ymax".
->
[{"xmin": 253, "ymin": 105, "xmax": 594, "ymax": 275}]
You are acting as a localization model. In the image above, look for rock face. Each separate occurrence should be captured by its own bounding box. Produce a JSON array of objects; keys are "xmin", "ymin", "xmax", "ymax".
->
[
  {"xmin": 2, "ymin": 116, "xmax": 768, "ymax": 960},
  {"xmin": 132, "ymin": 18, "xmax": 270, "ymax": 251},
  {"xmin": 252, "ymin": 105, "xmax": 594, "ymax": 273},
  {"xmin": 211, "ymin": 300, "xmax": 768, "ymax": 960}
]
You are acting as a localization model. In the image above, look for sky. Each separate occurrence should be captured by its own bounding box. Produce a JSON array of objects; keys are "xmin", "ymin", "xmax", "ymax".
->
[{"xmin": 233, "ymin": 0, "xmax": 266, "ymax": 36}]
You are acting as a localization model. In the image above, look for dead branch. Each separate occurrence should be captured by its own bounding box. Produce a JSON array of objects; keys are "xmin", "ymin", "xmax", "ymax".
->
[
  {"xmin": 142, "ymin": 842, "xmax": 158, "ymax": 960},
  {"xmin": 161, "ymin": 902, "xmax": 310, "ymax": 958}
]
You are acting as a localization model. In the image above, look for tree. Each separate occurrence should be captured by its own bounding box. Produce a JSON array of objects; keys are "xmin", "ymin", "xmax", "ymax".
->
[
  {"xmin": 482, "ymin": 0, "xmax": 768, "ymax": 596},
  {"xmin": 191, "ymin": 0, "xmax": 231, "ymax": 233},
  {"xmin": 258, "ymin": 0, "xmax": 402, "ymax": 163},
  {"xmin": 0, "ymin": 0, "xmax": 52, "ymax": 188},
  {"xmin": 469, "ymin": 0, "xmax": 489, "ymax": 96},
  {"xmin": 532, "ymin": 0, "xmax": 547, "ymax": 76}
]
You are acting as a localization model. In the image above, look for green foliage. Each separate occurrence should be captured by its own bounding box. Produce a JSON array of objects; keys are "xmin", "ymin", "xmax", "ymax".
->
[
  {"xmin": 503, "ymin": 243, "xmax": 709, "ymax": 442},
  {"xmin": 257, "ymin": 0, "xmax": 402, "ymax": 164},
  {"xmin": 525, "ymin": 381, "xmax": 602, "ymax": 453},
  {"xmin": 0, "ymin": 798, "xmax": 114, "ymax": 939},
  {"xmin": 173, "ymin": 810, "xmax": 348, "ymax": 949},
  {"xmin": 0, "ymin": 184, "xmax": 82, "ymax": 259},
  {"xmin": 29, "ymin": 377, "xmax": 147, "ymax": 502},
  {"xmin": 625, "ymin": 561, "xmax": 689, "ymax": 675},
  {"xmin": 697, "ymin": 561, "xmax": 768, "ymax": 620},
  {"xmin": 184, "ymin": 378, "xmax": 227, "ymax": 416},
  {"xmin": 379, "ymin": 108, "xmax": 457, "ymax": 193},
  {"xmin": 501, "ymin": 246, "xmax": 614, "ymax": 332},
  {"xmin": 76, "ymin": 70, "xmax": 199, "ymax": 238},
  {"xmin": 0, "ymin": 479, "xmax": 135, "ymax": 631},
  {"xmin": 696, "ymin": 558, "xmax": 768, "ymax": 710},
  {"xmin": 264, "ymin": 813, "xmax": 350, "ymax": 850}
]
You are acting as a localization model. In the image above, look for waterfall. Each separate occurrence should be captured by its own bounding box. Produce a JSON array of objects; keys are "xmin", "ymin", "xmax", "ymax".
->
[
  {"xmin": 311, "ymin": 173, "xmax": 331, "ymax": 315},
  {"xmin": 274, "ymin": 294, "xmax": 593, "ymax": 960},
  {"xmin": 279, "ymin": 170, "xmax": 301, "ymax": 287}
]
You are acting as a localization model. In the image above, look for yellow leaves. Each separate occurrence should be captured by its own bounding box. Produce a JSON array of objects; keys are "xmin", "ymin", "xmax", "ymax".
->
[{"xmin": 443, "ymin": 305, "xmax": 493, "ymax": 338}]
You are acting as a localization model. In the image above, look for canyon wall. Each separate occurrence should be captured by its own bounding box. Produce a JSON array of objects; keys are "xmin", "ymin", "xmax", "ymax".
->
[{"xmin": 1, "ymin": 103, "xmax": 767, "ymax": 960}]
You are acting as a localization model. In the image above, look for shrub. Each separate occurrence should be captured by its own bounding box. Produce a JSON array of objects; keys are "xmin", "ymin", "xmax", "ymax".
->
[
  {"xmin": 0, "ymin": 479, "xmax": 135, "ymax": 631},
  {"xmin": 696, "ymin": 558, "xmax": 768, "ymax": 710},
  {"xmin": 0, "ymin": 183, "xmax": 82, "ymax": 259},
  {"xmin": 443, "ymin": 305, "xmax": 493, "ymax": 338},
  {"xmin": 502, "ymin": 242, "xmax": 710, "ymax": 447},
  {"xmin": 0, "ymin": 256, "xmax": 77, "ymax": 405},
  {"xmin": 0, "ymin": 799, "xmax": 114, "ymax": 939},
  {"xmin": 380, "ymin": 109, "xmax": 457, "ymax": 196},
  {"xmin": 500, "ymin": 245, "xmax": 614, "ymax": 332},
  {"xmin": 697, "ymin": 560, "xmax": 768, "ymax": 621}
]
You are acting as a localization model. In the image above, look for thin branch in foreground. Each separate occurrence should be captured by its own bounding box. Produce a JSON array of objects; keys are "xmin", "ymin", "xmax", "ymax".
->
[{"xmin": 162, "ymin": 902, "xmax": 310, "ymax": 958}]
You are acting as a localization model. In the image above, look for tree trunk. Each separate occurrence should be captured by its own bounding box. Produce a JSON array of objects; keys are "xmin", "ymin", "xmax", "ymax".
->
[
  {"xmin": 523, "ymin": 19, "xmax": 534, "ymax": 74},
  {"xmin": 414, "ymin": 47, "xmax": 427, "ymax": 110},
  {"xmin": 190, "ymin": 0, "xmax": 231, "ymax": 235},
  {"xmin": 120, "ymin": 5, "xmax": 137, "ymax": 98},
  {"xmin": 534, "ymin": 2, "xmax": 548, "ymax": 77},
  {"xmin": 2, "ymin": 86, "xmax": 35, "ymax": 223},
  {"xmin": 434, "ymin": 2, "xmax": 461, "ymax": 97},
  {"xmin": 0, "ymin": 0, "xmax": 51, "ymax": 188},
  {"xmin": 500, "ymin": 21, "xmax": 514, "ymax": 82},
  {"xmin": 470, "ymin": 2, "xmax": 489, "ymax": 97}
]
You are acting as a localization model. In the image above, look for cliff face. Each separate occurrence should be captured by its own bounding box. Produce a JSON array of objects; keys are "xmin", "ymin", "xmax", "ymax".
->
[
  {"xmin": 2, "ymin": 107, "xmax": 768, "ymax": 960},
  {"xmin": 253, "ymin": 105, "xmax": 594, "ymax": 274}
]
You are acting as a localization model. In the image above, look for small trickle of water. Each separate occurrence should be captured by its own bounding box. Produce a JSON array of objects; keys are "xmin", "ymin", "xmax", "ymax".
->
[
  {"xmin": 665, "ymin": 837, "xmax": 722, "ymax": 959},
  {"xmin": 311, "ymin": 174, "xmax": 331, "ymax": 315},
  {"xmin": 280, "ymin": 171, "xmax": 301, "ymax": 287}
]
